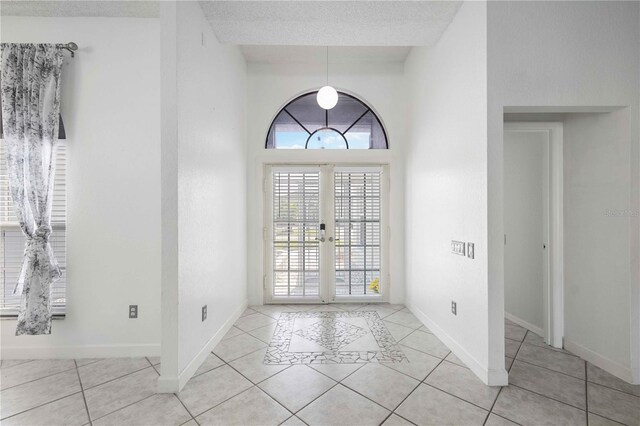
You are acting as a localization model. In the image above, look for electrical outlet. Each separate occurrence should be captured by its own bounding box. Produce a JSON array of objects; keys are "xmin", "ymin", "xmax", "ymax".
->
[
  {"xmin": 467, "ymin": 242, "xmax": 475, "ymax": 259},
  {"xmin": 129, "ymin": 305, "xmax": 138, "ymax": 319},
  {"xmin": 451, "ymin": 301, "xmax": 457, "ymax": 315},
  {"xmin": 452, "ymin": 240, "xmax": 466, "ymax": 256},
  {"xmin": 202, "ymin": 305, "xmax": 207, "ymax": 322}
]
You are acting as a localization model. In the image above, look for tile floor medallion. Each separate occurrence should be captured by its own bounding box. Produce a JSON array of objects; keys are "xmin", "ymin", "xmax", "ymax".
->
[{"xmin": 264, "ymin": 311, "xmax": 408, "ymax": 364}]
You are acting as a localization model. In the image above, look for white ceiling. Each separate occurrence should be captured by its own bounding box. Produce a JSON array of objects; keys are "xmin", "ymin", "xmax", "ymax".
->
[
  {"xmin": 240, "ymin": 45, "xmax": 412, "ymax": 64},
  {"xmin": 201, "ymin": 1, "xmax": 462, "ymax": 47},
  {"xmin": 0, "ymin": 1, "xmax": 159, "ymax": 18},
  {"xmin": 2, "ymin": 1, "xmax": 461, "ymax": 64}
]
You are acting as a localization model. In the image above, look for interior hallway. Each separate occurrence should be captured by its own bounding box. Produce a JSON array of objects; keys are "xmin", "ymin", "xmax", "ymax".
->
[{"xmin": 1, "ymin": 304, "xmax": 638, "ymax": 426}]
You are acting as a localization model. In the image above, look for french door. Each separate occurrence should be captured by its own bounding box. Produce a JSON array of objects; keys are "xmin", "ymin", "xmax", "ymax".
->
[{"xmin": 265, "ymin": 165, "xmax": 388, "ymax": 303}]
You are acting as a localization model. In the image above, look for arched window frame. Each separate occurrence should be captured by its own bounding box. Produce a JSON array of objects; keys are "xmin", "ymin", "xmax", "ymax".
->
[{"xmin": 265, "ymin": 90, "xmax": 389, "ymax": 150}]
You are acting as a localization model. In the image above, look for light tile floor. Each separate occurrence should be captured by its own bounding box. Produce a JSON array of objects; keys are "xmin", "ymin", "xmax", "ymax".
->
[{"xmin": 1, "ymin": 303, "xmax": 639, "ymax": 426}]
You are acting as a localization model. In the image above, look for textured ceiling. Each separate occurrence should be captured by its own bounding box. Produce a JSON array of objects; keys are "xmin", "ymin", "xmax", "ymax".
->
[
  {"xmin": 241, "ymin": 45, "xmax": 411, "ymax": 64},
  {"xmin": 0, "ymin": 1, "xmax": 159, "ymax": 18},
  {"xmin": 201, "ymin": 1, "xmax": 462, "ymax": 46}
]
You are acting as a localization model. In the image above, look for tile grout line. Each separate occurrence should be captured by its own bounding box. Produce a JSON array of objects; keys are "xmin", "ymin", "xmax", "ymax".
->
[
  {"xmin": 1, "ymin": 364, "xmax": 79, "ymax": 391},
  {"xmin": 585, "ymin": 362, "xmax": 589, "ymax": 426},
  {"xmin": 84, "ymin": 365, "xmax": 163, "ymax": 423},
  {"xmin": 519, "ymin": 337, "xmax": 582, "ymax": 359},
  {"xmin": 376, "ymin": 380, "xmax": 422, "ymax": 425},
  {"xmin": 483, "ymin": 330, "xmax": 530, "ymax": 426},
  {"xmin": 307, "ymin": 362, "xmax": 365, "ymax": 383},
  {"xmin": 0, "ymin": 390, "xmax": 86, "ymax": 422},
  {"xmin": 394, "ymin": 335, "xmax": 449, "ymax": 359},
  {"xmin": 585, "ymin": 378, "xmax": 640, "ymax": 399},
  {"xmin": 84, "ymin": 365, "xmax": 185, "ymax": 425},
  {"xmin": 483, "ymin": 384, "xmax": 506, "ymax": 425},
  {"xmin": 492, "ymin": 411, "xmax": 525, "ymax": 426},
  {"xmin": 511, "ymin": 356, "xmax": 586, "ymax": 382},
  {"xmin": 292, "ymin": 361, "xmax": 367, "ymax": 415},
  {"xmin": 0, "ymin": 359, "xmax": 35, "ymax": 370},
  {"xmin": 74, "ymin": 360, "xmax": 93, "ymax": 426},
  {"xmin": 584, "ymin": 379, "xmax": 640, "ymax": 399},
  {"xmin": 178, "ymin": 385, "xmax": 241, "ymax": 421},
  {"xmin": 385, "ymin": 353, "xmax": 451, "ymax": 425},
  {"xmin": 278, "ymin": 415, "xmax": 309, "ymax": 426},
  {"xmin": 225, "ymin": 352, "xmax": 294, "ymax": 387},
  {"xmin": 186, "ymin": 355, "xmax": 292, "ymax": 420},
  {"xmin": 215, "ymin": 343, "xmax": 269, "ymax": 365},
  {"xmin": 507, "ymin": 382, "xmax": 589, "ymax": 412},
  {"xmin": 80, "ymin": 364, "xmax": 156, "ymax": 391},
  {"xmin": 290, "ymin": 382, "xmax": 341, "ymax": 418},
  {"xmin": 339, "ymin": 368, "xmax": 421, "ymax": 414},
  {"xmin": 174, "ymin": 392, "xmax": 201, "ymax": 425},
  {"xmin": 89, "ymin": 392, "xmax": 158, "ymax": 423},
  {"xmin": 288, "ymin": 358, "xmax": 388, "ymax": 420}
]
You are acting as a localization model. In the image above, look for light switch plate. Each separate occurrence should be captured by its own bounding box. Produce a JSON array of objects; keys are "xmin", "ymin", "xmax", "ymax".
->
[
  {"xmin": 451, "ymin": 301, "xmax": 457, "ymax": 315},
  {"xmin": 202, "ymin": 305, "xmax": 207, "ymax": 322},
  {"xmin": 467, "ymin": 243, "xmax": 474, "ymax": 259},
  {"xmin": 129, "ymin": 305, "xmax": 138, "ymax": 319},
  {"xmin": 452, "ymin": 241, "xmax": 466, "ymax": 256}
]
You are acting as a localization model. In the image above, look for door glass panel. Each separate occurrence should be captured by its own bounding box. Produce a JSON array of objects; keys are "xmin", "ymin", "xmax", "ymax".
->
[
  {"xmin": 334, "ymin": 170, "xmax": 382, "ymax": 296},
  {"xmin": 272, "ymin": 170, "xmax": 320, "ymax": 297}
]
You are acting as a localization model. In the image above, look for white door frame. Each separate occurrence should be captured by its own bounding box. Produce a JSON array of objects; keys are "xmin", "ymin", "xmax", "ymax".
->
[
  {"xmin": 263, "ymin": 163, "xmax": 390, "ymax": 304},
  {"xmin": 504, "ymin": 122, "xmax": 564, "ymax": 348}
]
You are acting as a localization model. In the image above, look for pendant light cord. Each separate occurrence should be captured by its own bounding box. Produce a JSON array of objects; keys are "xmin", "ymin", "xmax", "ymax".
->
[{"xmin": 326, "ymin": 46, "xmax": 329, "ymax": 86}]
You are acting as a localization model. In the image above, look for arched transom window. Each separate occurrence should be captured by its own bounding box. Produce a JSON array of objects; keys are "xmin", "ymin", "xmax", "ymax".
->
[{"xmin": 266, "ymin": 91, "xmax": 388, "ymax": 149}]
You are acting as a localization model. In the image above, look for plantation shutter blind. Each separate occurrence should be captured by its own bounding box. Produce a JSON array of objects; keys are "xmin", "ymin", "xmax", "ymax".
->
[
  {"xmin": 0, "ymin": 139, "xmax": 67, "ymax": 316},
  {"xmin": 272, "ymin": 170, "xmax": 321, "ymax": 297},
  {"xmin": 334, "ymin": 168, "xmax": 382, "ymax": 296}
]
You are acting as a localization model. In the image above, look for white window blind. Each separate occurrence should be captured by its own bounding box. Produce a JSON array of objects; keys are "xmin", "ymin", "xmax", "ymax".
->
[
  {"xmin": 272, "ymin": 170, "xmax": 320, "ymax": 297},
  {"xmin": 334, "ymin": 170, "xmax": 381, "ymax": 296},
  {"xmin": 0, "ymin": 140, "xmax": 67, "ymax": 316}
]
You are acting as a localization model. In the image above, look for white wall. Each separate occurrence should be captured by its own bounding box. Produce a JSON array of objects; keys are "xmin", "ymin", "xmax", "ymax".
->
[
  {"xmin": 159, "ymin": 1, "xmax": 247, "ymax": 392},
  {"xmin": 503, "ymin": 130, "xmax": 546, "ymax": 332},
  {"xmin": 488, "ymin": 1, "xmax": 640, "ymax": 382},
  {"xmin": 1, "ymin": 17, "xmax": 161, "ymax": 358},
  {"xmin": 504, "ymin": 131, "xmax": 549, "ymax": 330},
  {"xmin": 246, "ymin": 60, "xmax": 406, "ymax": 306},
  {"xmin": 404, "ymin": 2, "xmax": 502, "ymax": 384},
  {"xmin": 563, "ymin": 110, "xmax": 633, "ymax": 378}
]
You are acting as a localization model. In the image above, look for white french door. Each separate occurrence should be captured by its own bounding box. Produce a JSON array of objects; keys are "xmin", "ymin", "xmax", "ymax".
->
[{"xmin": 265, "ymin": 164, "xmax": 388, "ymax": 303}]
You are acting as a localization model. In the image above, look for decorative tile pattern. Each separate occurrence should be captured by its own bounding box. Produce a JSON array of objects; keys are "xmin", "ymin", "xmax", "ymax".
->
[
  {"xmin": 264, "ymin": 311, "xmax": 407, "ymax": 365},
  {"xmin": 293, "ymin": 318, "xmax": 368, "ymax": 351}
]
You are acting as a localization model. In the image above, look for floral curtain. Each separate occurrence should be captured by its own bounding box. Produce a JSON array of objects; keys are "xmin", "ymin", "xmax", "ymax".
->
[{"xmin": 1, "ymin": 44, "xmax": 64, "ymax": 335}]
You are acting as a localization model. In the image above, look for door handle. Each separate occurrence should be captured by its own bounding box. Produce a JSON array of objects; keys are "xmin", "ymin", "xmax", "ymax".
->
[
  {"xmin": 315, "ymin": 237, "xmax": 325, "ymax": 243},
  {"xmin": 328, "ymin": 237, "xmax": 339, "ymax": 242}
]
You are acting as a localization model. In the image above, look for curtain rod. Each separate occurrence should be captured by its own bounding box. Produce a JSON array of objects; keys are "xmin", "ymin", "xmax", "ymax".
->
[{"xmin": 58, "ymin": 42, "xmax": 78, "ymax": 57}]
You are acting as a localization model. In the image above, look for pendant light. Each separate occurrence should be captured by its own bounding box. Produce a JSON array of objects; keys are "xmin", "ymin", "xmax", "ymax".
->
[{"xmin": 317, "ymin": 46, "xmax": 338, "ymax": 110}]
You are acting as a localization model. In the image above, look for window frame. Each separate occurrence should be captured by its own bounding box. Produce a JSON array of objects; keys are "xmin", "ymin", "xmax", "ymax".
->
[
  {"xmin": 0, "ymin": 139, "xmax": 67, "ymax": 319},
  {"xmin": 265, "ymin": 91, "xmax": 389, "ymax": 150}
]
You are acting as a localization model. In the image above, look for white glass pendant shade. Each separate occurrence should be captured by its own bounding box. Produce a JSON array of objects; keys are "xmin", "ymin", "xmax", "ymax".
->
[{"xmin": 317, "ymin": 85, "xmax": 338, "ymax": 109}]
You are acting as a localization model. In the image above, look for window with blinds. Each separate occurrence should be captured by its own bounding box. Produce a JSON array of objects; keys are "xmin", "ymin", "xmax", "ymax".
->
[
  {"xmin": 272, "ymin": 170, "xmax": 320, "ymax": 297},
  {"xmin": 334, "ymin": 170, "xmax": 381, "ymax": 296},
  {"xmin": 0, "ymin": 140, "xmax": 67, "ymax": 316}
]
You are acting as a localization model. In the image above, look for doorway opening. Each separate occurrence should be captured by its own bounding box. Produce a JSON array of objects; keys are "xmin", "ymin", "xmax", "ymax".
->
[
  {"xmin": 264, "ymin": 164, "xmax": 389, "ymax": 304},
  {"xmin": 503, "ymin": 122, "xmax": 564, "ymax": 348}
]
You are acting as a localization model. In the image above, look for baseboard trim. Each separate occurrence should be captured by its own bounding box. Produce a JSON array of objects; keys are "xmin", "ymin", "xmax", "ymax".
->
[
  {"xmin": 157, "ymin": 375, "xmax": 179, "ymax": 393},
  {"xmin": 564, "ymin": 338, "xmax": 635, "ymax": 384},
  {"xmin": 407, "ymin": 303, "xmax": 508, "ymax": 386},
  {"xmin": 157, "ymin": 299, "xmax": 248, "ymax": 393},
  {"xmin": 505, "ymin": 312, "xmax": 544, "ymax": 337},
  {"xmin": 1, "ymin": 344, "xmax": 160, "ymax": 360}
]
